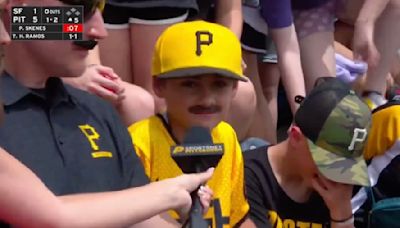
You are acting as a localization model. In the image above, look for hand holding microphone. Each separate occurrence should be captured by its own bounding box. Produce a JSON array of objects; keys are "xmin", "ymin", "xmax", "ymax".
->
[
  {"xmin": 171, "ymin": 127, "xmax": 224, "ymax": 228},
  {"xmin": 169, "ymin": 171, "xmax": 214, "ymax": 226}
]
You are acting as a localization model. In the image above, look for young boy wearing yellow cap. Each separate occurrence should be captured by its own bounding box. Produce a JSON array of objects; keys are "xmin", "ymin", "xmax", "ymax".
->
[{"xmin": 128, "ymin": 20, "xmax": 249, "ymax": 227}]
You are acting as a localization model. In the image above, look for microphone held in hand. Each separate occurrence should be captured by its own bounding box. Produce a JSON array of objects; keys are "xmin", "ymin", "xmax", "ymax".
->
[{"xmin": 171, "ymin": 127, "xmax": 224, "ymax": 228}]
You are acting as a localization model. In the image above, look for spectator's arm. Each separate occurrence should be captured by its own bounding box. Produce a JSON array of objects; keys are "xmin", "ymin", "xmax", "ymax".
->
[
  {"xmin": 215, "ymin": 0, "xmax": 242, "ymax": 38},
  {"xmin": 62, "ymin": 173, "xmax": 213, "ymax": 228},
  {"xmin": 0, "ymin": 148, "xmax": 66, "ymax": 228},
  {"xmin": 64, "ymin": 46, "xmax": 154, "ymax": 124},
  {"xmin": 270, "ymin": 25, "xmax": 306, "ymax": 112},
  {"xmin": 353, "ymin": 0, "xmax": 392, "ymax": 65},
  {"xmin": 356, "ymin": 0, "xmax": 390, "ymax": 26},
  {"xmin": 0, "ymin": 146, "xmax": 213, "ymax": 228},
  {"xmin": 62, "ymin": 64, "xmax": 126, "ymax": 105},
  {"xmin": 129, "ymin": 213, "xmax": 182, "ymax": 228}
]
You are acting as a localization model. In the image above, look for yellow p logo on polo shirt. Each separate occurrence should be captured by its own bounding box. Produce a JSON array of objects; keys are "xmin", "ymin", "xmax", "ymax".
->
[
  {"xmin": 79, "ymin": 124, "xmax": 112, "ymax": 158},
  {"xmin": 79, "ymin": 124, "xmax": 100, "ymax": 150}
]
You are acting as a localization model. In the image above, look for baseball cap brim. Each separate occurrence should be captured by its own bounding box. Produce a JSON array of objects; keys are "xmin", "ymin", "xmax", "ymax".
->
[
  {"xmin": 156, "ymin": 67, "xmax": 248, "ymax": 82},
  {"xmin": 307, "ymin": 139, "xmax": 370, "ymax": 186}
]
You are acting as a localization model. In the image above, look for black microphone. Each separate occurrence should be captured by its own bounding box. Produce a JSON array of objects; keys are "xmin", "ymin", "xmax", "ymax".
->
[{"xmin": 171, "ymin": 127, "xmax": 224, "ymax": 228}]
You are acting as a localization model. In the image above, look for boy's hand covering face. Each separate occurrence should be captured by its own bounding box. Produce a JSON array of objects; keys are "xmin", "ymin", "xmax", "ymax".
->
[{"xmin": 311, "ymin": 174, "xmax": 353, "ymax": 220}]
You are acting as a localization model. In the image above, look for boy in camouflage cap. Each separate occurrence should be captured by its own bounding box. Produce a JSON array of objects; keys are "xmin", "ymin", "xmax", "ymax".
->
[{"xmin": 243, "ymin": 77, "xmax": 371, "ymax": 228}]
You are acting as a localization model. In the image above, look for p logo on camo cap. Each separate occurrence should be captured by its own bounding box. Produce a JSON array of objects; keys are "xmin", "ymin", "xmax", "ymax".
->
[
  {"xmin": 294, "ymin": 77, "xmax": 371, "ymax": 186},
  {"xmin": 152, "ymin": 20, "xmax": 247, "ymax": 81}
]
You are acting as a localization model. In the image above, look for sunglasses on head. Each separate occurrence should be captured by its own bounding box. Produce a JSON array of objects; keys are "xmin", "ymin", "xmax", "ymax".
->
[{"xmin": 60, "ymin": 0, "xmax": 105, "ymax": 21}]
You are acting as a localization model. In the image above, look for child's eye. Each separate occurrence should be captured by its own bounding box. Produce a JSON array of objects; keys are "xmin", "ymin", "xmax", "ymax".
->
[
  {"xmin": 213, "ymin": 80, "xmax": 228, "ymax": 88},
  {"xmin": 181, "ymin": 81, "xmax": 198, "ymax": 88}
]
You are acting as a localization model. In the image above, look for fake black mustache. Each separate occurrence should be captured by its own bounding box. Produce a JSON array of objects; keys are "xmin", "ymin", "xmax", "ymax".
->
[
  {"xmin": 188, "ymin": 105, "xmax": 221, "ymax": 114},
  {"xmin": 73, "ymin": 40, "xmax": 98, "ymax": 50}
]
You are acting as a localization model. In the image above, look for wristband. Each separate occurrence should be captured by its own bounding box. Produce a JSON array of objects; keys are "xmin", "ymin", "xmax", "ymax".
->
[{"xmin": 331, "ymin": 214, "xmax": 354, "ymax": 225}]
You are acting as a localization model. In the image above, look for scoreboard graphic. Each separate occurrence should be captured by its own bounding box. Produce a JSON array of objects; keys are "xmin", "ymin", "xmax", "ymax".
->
[{"xmin": 11, "ymin": 6, "xmax": 84, "ymax": 41}]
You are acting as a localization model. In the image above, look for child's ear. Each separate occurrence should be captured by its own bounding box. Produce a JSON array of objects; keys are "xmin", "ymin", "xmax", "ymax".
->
[{"xmin": 153, "ymin": 77, "xmax": 165, "ymax": 98}]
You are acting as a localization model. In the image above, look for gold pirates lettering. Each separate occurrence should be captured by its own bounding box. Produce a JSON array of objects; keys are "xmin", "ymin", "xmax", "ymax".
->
[{"xmin": 268, "ymin": 211, "xmax": 323, "ymax": 228}]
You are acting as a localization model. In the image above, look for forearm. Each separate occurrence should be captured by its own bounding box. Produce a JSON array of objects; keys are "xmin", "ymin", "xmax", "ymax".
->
[
  {"xmin": 357, "ymin": 0, "xmax": 390, "ymax": 26},
  {"xmin": 271, "ymin": 25, "xmax": 306, "ymax": 112},
  {"xmin": 271, "ymin": 26, "xmax": 304, "ymax": 85},
  {"xmin": 330, "ymin": 203, "xmax": 354, "ymax": 228},
  {"xmin": 0, "ymin": 149, "xmax": 66, "ymax": 228},
  {"xmin": 215, "ymin": 0, "xmax": 243, "ymax": 38},
  {"xmin": 0, "ymin": 179, "xmax": 65, "ymax": 228},
  {"xmin": 130, "ymin": 212, "xmax": 181, "ymax": 228},
  {"xmin": 2, "ymin": 174, "xmax": 178, "ymax": 228},
  {"xmin": 60, "ymin": 182, "xmax": 180, "ymax": 228}
]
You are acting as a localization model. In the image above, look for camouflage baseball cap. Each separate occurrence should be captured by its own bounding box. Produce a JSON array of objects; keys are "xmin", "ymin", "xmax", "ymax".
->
[{"xmin": 294, "ymin": 78, "xmax": 371, "ymax": 186}]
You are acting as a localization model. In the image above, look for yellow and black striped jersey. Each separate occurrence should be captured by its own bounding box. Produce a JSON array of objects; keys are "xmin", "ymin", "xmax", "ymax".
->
[
  {"xmin": 364, "ymin": 102, "xmax": 400, "ymax": 160},
  {"xmin": 128, "ymin": 115, "xmax": 249, "ymax": 228}
]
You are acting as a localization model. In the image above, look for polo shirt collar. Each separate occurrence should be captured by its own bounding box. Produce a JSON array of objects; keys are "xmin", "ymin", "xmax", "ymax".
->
[{"xmin": 1, "ymin": 71, "xmax": 72, "ymax": 106}]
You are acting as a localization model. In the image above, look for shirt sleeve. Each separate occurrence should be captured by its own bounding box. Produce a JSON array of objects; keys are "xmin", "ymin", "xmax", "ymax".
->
[
  {"xmin": 244, "ymin": 150, "xmax": 272, "ymax": 227},
  {"xmin": 109, "ymin": 107, "xmax": 149, "ymax": 188},
  {"xmin": 260, "ymin": 0, "xmax": 293, "ymax": 28}
]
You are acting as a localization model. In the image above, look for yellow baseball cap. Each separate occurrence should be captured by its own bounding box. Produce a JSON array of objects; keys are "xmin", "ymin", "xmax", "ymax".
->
[{"xmin": 152, "ymin": 20, "xmax": 246, "ymax": 81}]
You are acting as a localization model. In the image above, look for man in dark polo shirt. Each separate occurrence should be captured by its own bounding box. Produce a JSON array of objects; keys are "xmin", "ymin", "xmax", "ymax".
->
[{"xmin": 0, "ymin": 0, "xmax": 201, "ymax": 226}]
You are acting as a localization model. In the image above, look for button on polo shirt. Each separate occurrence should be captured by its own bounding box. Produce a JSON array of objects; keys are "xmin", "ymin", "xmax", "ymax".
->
[{"xmin": 0, "ymin": 72, "xmax": 148, "ymax": 195}]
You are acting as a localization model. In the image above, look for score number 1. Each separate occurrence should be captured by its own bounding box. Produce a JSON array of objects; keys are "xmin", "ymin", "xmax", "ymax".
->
[{"xmin": 68, "ymin": 34, "xmax": 79, "ymax": 40}]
